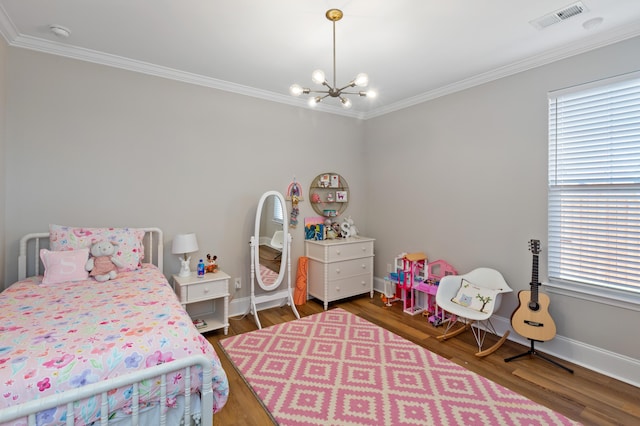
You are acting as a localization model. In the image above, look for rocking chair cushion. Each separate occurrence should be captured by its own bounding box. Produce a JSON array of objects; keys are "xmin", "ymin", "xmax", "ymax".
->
[{"xmin": 451, "ymin": 278, "xmax": 501, "ymax": 314}]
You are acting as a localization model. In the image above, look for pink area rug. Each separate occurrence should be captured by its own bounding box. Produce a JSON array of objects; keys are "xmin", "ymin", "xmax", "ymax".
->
[{"xmin": 219, "ymin": 308, "xmax": 579, "ymax": 426}]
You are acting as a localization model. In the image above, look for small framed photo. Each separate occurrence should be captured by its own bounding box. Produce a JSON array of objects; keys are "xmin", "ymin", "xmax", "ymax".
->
[
  {"xmin": 330, "ymin": 174, "xmax": 340, "ymax": 188},
  {"xmin": 336, "ymin": 191, "xmax": 348, "ymax": 202},
  {"xmin": 319, "ymin": 174, "xmax": 331, "ymax": 188}
]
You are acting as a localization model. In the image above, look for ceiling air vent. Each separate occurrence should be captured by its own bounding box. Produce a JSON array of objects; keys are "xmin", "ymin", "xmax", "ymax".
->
[{"xmin": 530, "ymin": 1, "xmax": 588, "ymax": 30}]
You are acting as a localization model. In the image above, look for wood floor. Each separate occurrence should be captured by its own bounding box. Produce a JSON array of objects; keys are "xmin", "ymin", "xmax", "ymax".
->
[{"xmin": 206, "ymin": 294, "xmax": 640, "ymax": 426}]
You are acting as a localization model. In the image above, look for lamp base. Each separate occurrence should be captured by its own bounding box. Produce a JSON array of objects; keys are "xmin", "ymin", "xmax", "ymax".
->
[{"xmin": 178, "ymin": 256, "xmax": 192, "ymax": 277}]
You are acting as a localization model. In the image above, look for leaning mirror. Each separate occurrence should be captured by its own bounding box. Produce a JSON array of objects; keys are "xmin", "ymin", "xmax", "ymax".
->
[
  {"xmin": 254, "ymin": 191, "xmax": 287, "ymax": 290},
  {"xmin": 249, "ymin": 190, "xmax": 300, "ymax": 329}
]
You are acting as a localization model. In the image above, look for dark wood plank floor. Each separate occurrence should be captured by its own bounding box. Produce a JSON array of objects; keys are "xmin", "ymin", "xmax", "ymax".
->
[{"xmin": 206, "ymin": 294, "xmax": 640, "ymax": 426}]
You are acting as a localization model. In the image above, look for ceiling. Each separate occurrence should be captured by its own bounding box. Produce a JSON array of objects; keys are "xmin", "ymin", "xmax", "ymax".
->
[{"xmin": 1, "ymin": 0, "xmax": 640, "ymax": 119}]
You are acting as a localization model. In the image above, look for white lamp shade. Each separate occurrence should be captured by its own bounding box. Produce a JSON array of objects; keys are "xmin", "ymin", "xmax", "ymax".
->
[{"xmin": 172, "ymin": 233, "xmax": 199, "ymax": 255}]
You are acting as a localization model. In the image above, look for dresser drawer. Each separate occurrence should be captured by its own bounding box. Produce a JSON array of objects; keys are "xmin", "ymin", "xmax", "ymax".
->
[
  {"xmin": 186, "ymin": 280, "xmax": 228, "ymax": 302},
  {"xmin": 326, "ymin": 240, "xmax": 373, "ymax": 262},
  {"xmin": 326, "ymin": 257, "xmax": 373, "ymax": 281},
  {"xmin": 326, "ymin": 274, "xmax": 373, "ymax": 300}
]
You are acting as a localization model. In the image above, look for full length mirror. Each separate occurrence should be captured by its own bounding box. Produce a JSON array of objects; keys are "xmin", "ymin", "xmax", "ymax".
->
[
  {"xmin": 254, "ymin": 191, "xmax": 287, "ymax": 290},
  {"xmin": 250, "ymin": 190, "xmax": 299, "ymax": 329}
]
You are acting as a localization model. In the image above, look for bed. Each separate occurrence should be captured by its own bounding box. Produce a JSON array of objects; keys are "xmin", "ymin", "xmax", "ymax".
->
[{"xmin": 0, "ymin": 226, "xmax": 229, "ymax": 425}]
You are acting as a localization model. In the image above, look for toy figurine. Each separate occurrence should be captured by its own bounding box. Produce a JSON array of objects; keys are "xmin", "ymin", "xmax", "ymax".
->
[{"xmin": 205, "ymin": 254, "xmax": 218, "ymax": 273}]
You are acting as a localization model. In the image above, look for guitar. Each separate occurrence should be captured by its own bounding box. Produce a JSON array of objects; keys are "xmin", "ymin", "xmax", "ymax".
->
[{"xmin": 511, "ymin": 239, "xmax": 557, "ymax": 341}]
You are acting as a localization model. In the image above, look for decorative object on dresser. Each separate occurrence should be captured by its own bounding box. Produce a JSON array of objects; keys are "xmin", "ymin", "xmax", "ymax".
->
[
  {"xmin": 505, "ymin": 239, "xmax": 574, "ymax": 373},
  {"xmin": 249, "ymin": 190, "xmax": 300, "ymax": 329},
  {"xmin": 173, "ymin": 269, "xmax": 230, "ymax": 335},
  {"xmin": 172, "ymin": 232, "xmax": 199, "ymax": 277},
  {"xmin": 305, "ymin": 236, "xmax": 375, "ymax": 310}
]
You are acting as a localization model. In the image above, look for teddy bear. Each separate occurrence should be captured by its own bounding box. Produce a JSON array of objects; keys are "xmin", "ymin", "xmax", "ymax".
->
[{"xmin": 85, "ymin": 240, "xmax": 123, "ymax": 282}]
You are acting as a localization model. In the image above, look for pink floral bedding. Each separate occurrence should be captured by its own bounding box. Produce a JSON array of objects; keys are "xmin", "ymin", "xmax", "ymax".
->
[{"xmin": 0, "ymin": 264, "xmax": 229, "ymax": 424}]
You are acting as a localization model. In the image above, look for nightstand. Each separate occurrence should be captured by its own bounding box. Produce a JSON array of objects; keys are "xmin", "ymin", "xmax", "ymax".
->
[{"xmin": 173, "ymin": 270, "xmax": 230, "ymax": 335}]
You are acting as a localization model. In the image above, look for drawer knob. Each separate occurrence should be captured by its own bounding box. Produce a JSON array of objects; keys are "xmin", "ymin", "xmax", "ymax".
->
[
  {"xmin": 203, "ymin": 287, "xmax": 210, "ymax": 293},
  {"xmin": 336, "ymin": 249, "xmax": 341, "ymax": 255},
  {"xmin": 336, "ymin": 286, "xmax": 340, "ymax": 292},
  {"xmin": 335, "ymin": 268, "xmax": 341, "ymax": 274},
  {"xmin": 361, "ymin": 264, "xmax": 366, "ymax": 269}
]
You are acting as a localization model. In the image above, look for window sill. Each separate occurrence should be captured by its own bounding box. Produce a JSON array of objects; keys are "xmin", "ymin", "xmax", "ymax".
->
[{"xmin": 545, "ymin": 280, "xmax": 640, "ymax": 312}]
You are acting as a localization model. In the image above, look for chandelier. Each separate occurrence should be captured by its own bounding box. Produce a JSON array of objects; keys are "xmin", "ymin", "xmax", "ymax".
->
[{"xmin": 290, "ymin": 9, "xmax": 375, "ymax": 109}]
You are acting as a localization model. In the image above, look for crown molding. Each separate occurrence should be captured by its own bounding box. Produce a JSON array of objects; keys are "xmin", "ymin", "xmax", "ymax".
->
[
  {"xmin": 0, "ymin": 3, "xmax": 18, "ymax": 42},
  {"xmin": 363, "ymin": 22, "xmax": 640, "ymax": 120},
  {"xmin": 2, "ymin": 4, "xmax": 639, "ymax": 121}
]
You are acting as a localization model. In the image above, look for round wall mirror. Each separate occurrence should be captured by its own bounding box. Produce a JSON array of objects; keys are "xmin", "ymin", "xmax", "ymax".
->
[
  {"xmin": 309, "ymin": 172, "xmax": 349, "ymax": 218},
  {"xmin": 253, "ymin": 190, "xmax": 288, "ymax": 291}
]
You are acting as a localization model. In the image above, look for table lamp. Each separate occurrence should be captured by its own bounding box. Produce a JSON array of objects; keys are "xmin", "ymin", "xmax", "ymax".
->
[{"xmin": 172, "ymin": 233, "xmax": 199, "ymax": 277}]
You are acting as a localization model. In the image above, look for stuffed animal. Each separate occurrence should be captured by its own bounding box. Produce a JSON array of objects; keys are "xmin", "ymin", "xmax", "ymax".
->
[
  {"xmin": 205, "ymin": 254, "xmax": 218, "ymax": 273},
  {"xmin": 85, "ymin": 240, "xmax": 123, "ymax": 282},
  {"xmin": 341, "ymin": 216, "xmax": 359, "ymax": 238}
]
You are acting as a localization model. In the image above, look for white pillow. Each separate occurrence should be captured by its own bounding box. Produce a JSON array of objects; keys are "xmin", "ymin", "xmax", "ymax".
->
[{"xmin": 451, "ymin": 278, "xmax": 500, "ymax": 313}]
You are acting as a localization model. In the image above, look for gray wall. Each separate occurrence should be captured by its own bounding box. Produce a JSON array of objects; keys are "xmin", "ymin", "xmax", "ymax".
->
[
  {"xmin": 0, "ymin": 37, "xmax": 7, "ymax": 288},
  {"xmin": 364, "ymin": 36, "xmax": 640, "ymax": 361},
  {"xmin": 3, "ymin": 48, "xmax": 368, "ymax": 299},
  {"xmin": 2, "ymin": 36, "xmax": 639, "ymax": 372}
]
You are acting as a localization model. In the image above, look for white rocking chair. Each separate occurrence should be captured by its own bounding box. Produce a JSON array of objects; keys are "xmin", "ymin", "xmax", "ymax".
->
[{"xmin": 435, "ymin": 267, "xmax": 513, "ymax": 357}]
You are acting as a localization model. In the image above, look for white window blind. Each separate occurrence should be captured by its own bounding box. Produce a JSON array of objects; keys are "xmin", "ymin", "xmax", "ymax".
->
[
  {"xmin": 548, "ymin": 72, "xmax": 640, "ymax": 293},
  {"xmin": 273, "ymin": 198, "xmax": 284, "ymax": 224}
]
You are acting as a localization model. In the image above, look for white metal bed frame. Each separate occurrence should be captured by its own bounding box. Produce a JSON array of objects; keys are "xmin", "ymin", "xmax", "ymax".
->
[{"xmin": 0, "ymin": 228, "xmax": 215, "ymax": 426}]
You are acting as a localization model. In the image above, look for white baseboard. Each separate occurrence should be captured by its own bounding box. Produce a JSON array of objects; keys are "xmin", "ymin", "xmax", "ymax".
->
[
  {"xmin": 373, "ymin": 276, "xmax": 640, "ymax": 388},
  {"xmin": 229, "ymin": 295, "xmax": 293, "ymax": 319}
]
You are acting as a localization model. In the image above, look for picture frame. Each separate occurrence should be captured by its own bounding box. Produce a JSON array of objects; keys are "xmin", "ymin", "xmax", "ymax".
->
[{"xmin": 336, "ymin": 191, "xmax": 348, "ymax": 202}]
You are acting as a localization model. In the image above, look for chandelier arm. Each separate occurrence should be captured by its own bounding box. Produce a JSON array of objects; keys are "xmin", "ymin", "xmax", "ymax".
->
[
  {"xmin": 322, "ymin": 81, "xmax": 335, "ymax": 91},
  {"xmin": 336, "ymin": 82, "xmax": 357, "ymax": 92},
  {"xmin": 338, "ymin": 91, "xmax": 366, "ymax": 96}
]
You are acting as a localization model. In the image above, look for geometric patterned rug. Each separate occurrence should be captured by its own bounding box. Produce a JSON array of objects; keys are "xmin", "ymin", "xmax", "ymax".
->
[{"xmin": 219, "ymin": 308, "xmax": 580, "ymax": 425}]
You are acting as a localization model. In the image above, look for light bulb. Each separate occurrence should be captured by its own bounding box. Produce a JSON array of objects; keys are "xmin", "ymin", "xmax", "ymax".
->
[
  {"xmin": 354, "ymin": 73, "xmax": 369, "ymax": 87},
  {"xmin": 365, "ymin": 89, "xmax": 377, "ymax": 99},
  {"xmin": 308, "ymin": 97, "xmax": 321, "ymax": 107},
  {"xmin": 289, "ymin": 84, "xmax": 304, "ymax": 97},
  {"xmin": 341, "ymin": 97, "xmax": 352, "ymax": 109},
  {"xmin": 311, "ymin": 70, "xmax": 326, "ymax": 85}
]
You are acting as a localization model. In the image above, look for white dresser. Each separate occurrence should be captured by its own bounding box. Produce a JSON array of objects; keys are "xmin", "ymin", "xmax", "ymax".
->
[{"xmin": 305, "ymin": 236, "xmax": 375, "ymax": 310}]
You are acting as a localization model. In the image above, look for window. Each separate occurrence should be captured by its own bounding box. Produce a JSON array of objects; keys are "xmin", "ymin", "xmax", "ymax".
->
[
  {"xmin": 273, "ymin": 198, "xmax": 284, "ymax": 224},
  {"xmin": 548, "ymin": 71, "xmax": 640, "ymax": 304}
]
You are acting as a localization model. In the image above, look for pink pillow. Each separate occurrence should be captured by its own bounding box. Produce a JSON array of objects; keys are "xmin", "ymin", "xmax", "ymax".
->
[
  {"xmin": 40, "ymin": 248, "xmax": 90, "ymax": 285},
  {"xmin": 49, "ymin": 225, "xmax": 145, "ymax": 272}
]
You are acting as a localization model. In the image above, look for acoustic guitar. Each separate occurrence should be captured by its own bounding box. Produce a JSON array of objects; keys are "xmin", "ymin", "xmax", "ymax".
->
[{"xmin": 511, "ymin": 239, "xmax": 557, "ymax": 342}]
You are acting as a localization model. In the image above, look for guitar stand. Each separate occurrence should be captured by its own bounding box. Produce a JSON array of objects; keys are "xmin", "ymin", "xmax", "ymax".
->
[{"xmin": 504, "ymin": 339, "xmax": 574, "ymax": 374}]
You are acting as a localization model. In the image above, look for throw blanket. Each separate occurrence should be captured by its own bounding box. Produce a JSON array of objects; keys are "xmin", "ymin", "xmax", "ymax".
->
[{"xmin": 0, "ymin": 264, "xmax": 229, "ymax": 424}]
